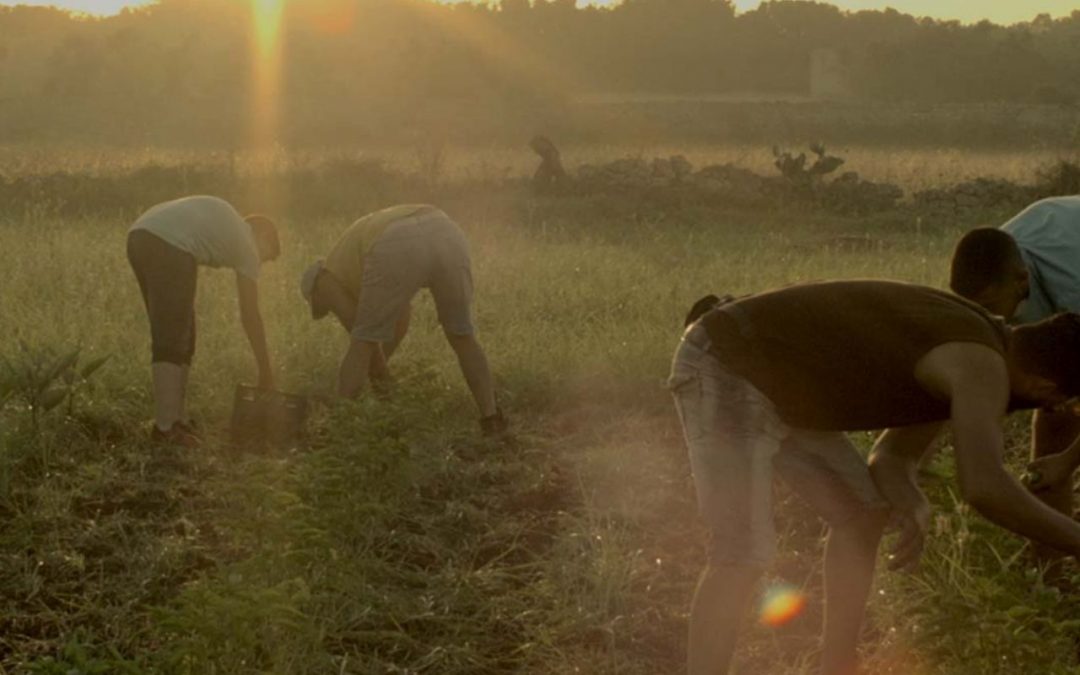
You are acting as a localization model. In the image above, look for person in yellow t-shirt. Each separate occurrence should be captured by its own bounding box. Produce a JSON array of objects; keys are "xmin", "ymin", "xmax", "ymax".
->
[{"xmin": 300, "ymin": 205, "xmax": 505, "ymax": 435}]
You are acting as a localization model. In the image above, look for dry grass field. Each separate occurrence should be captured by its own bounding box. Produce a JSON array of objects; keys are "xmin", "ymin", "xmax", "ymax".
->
[{"xmin": 1, "ymin": 134, "xmax": 1079, "ymax": 673}]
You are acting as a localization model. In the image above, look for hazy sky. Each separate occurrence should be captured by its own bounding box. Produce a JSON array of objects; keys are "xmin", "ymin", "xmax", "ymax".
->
[
  {"xmin": 732, "ymin": 0, "xmax": 1079, "ymax": 25},
  {"xmin": 1, "ymin": 0, "xmax": 154, "ymax": 14},
  {"xmin": 1, "ymin": 0, "xmax": 1076, "ymax": 25}
]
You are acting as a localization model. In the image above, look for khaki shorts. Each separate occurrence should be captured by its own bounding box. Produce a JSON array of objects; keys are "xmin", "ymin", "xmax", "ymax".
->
[
  {"xmin": 352, "ymin": 209, "xmax": 475, "ymax": 342},
  {"xmin": 668, "ymin": 324, "xmax": 887, "ymax": 567}
]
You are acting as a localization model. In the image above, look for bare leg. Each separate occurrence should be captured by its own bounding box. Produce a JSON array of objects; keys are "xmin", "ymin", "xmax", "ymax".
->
[
  {"xmin": 178, "ymin": 364, "xmax": 191, "ymax": 423},
  {"xmin": 151, "ymin": 362, "xmax": 186, "ymax": 431},
  {"xmin": 688, "ymin": 563, "xmax": 762, "ymax": 675},
  {"xmin": 1027, "ymin": 412, "xmax": 1080, "ymax": 490},
  {"xmin": 384, "ymin": 304, "xmax": 412, "ymax": 361},
  {"xmin": 1029, "ymin": 409, "xmax": 1080, "ymax": 568},
  {"xmin": 368, "ymin": 343, "xmax": 392, "ymax": 394},
  {"xmin": 444, "ymin": 332, "xmax": 496, "ymax": 417},
  {"xmin": 369, "ymin": 306, "xmax": 410, "ymax": 395},
  {"xmin": 821, "ymin": 511, "xmax": 887, "ymax": 675}
]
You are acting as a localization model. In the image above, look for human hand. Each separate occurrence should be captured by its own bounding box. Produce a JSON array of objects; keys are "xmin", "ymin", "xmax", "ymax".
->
[
  {"xmin": 887, "ymin": 504, "xmax": 930, "ymax": 572},
  {"xmin": 1024, "ymin": 451, "xmax": 1075, "ymax": 493},
  {"xmin": 1049, "ymin": 397, "xmax": 1080, "ymax": 417}
]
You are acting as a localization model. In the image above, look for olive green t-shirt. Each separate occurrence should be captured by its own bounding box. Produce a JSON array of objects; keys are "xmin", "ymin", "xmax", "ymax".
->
[
  {"xmin": 701, "ymin": 280, "xmax": 1009, "ymax": 431},
  {"xmin": 323, "ymin": 204, "xmax": 434, "ymax": 295}
]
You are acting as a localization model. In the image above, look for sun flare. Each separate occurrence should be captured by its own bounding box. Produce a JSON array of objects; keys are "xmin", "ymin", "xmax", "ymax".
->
[
  {"xmin": 252, "ymin": 0, "xmax": 286, "ymax": 148},
  {"xmin": 254, "ymin": 0, "xmax": 286, "ymax": 61},
  {"xmin": 760, "ymin": 584, "xmax": 807, "ymax": 627}
]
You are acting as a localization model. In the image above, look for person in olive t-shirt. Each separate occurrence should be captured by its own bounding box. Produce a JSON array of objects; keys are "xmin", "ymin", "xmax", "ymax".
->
[
  {"xmin": 669, "ymin": 280, "xmax": 1080, "ymax": 675},
  {"xmin": 950, "ymin": 197, "xmax": 1080, "ymax": 547},
  {"xmin": 299, "ymin": 205, "xmax": 505, "ymax": 435},
  {"xmin": 127, "ymin": 196, "xmax": 280, "ymax": 447}
]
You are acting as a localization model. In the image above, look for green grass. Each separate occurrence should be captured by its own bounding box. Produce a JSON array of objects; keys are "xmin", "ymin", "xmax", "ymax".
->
[{"xmin": 1, "ymin": 154, "xmax": 1078, "ymax": 674}]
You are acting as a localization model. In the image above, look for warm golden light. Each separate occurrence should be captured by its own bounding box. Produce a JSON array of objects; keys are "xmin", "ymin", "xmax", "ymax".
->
[
  {"xmin": 252, "ymin": 0, "xmax": 286, "ymax": 149},
  {"xmin": 759, "ymin": 584, "xmax": 807, "ymax": 627},
  {"xmin": 409, "ymin": 3, "xmax": 582, "ymax": 105},
  {"xmin": 254, "ymin": 0, "xmax": 286, "ymax": 61},
  {"xmin": 308, "ymin": 0, "xmax": 359, "ymax": 36}
]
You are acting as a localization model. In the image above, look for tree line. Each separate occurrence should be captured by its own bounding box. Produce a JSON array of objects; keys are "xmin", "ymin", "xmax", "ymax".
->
[{"xmin": 0, "ymin": 0, "xmax": 1077, "ymax": 146}]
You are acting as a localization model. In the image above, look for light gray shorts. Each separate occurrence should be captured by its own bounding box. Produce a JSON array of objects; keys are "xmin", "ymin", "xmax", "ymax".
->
[
  {"xmin": 352, "ymin": 208, "xmax": 475, "ymax": 342},
  {"xmin": 668, "ymin": 324, "xmax": 887, "ymax": 567}
]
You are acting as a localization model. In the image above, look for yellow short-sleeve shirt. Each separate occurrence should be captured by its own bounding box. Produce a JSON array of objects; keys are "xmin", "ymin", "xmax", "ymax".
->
[{"xmin": 323, "ymin": 204, "xmax": 433, "ymax": 295}]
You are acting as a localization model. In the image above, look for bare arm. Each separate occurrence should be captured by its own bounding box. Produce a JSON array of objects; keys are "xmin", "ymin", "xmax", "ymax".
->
[
  {"xmin": 868, "ymin": 422, "xmax": 944, "ymax": 569},
  {"xmin": 384, "ymin": 303, "xmax": 412, "ymax": 361},
  {"xmin": 237, "ymin": 274, "xmax": 273, "ymax": 390},
  {"xmin": 332, "ymin": 308, "xmax": 356, "ymax": 334},
  {"xmin": 337, "ymin": 296, "xmax": 403, "ymax": 395},
  {"xmin": 338, "ymin": 338, "xmax": 382, "ymax": 398},
  {"xmin": 952, "ymin": 393, "xmax": 1080, "ymax": 556},
  {"xmin": 923, "ymin": 343, "xmax": 1080, "ymax": 557}
]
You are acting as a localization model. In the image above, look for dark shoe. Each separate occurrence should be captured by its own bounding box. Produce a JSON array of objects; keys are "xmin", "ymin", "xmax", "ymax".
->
[
  {"xmin": 151, "ymin": 424, "xmax": 201, "ymax": 448},
  {"xmin": 479, "ymin": 408, "xmax": 509, "ymax": 437},
  {"xmin": 175, "ymin": 419, "xmax": 202, "ymax": 440}
]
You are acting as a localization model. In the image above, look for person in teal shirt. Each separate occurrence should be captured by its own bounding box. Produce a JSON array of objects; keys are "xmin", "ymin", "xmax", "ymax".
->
[{"xmin": 950, "ymin": 196, "xmax": 1080, "ymax": 564}]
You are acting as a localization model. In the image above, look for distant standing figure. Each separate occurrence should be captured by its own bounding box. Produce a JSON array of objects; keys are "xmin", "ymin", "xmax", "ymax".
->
[
  {"xmin": 127, "ymin": 195, "xmax": 279, "ymax": 447},
  {"xmin": 300, "ymin": 204, "xmax": 506, "ymax": 435},
  {"xmin": 950, "ymin": 196, "xmax": 1080, "ymax": 551},
  {"xmin": 529, "ymin": 135, "xmax": 567, "ymax": 192}
]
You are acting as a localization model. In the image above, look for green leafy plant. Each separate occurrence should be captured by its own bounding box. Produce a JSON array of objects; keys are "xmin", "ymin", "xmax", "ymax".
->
[
  {"xmin": 26, "ymin": 631, "xmax": 140, "ymax": 675},
  {"xmin": 0, "ymin": 343, "xmax": 109, "ymax": 432}
]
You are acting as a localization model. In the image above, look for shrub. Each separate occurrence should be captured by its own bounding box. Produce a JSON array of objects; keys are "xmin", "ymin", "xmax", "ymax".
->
[{"xmin": 1034, "ymin": 160, "xmax": 1080, "ymax": 197}]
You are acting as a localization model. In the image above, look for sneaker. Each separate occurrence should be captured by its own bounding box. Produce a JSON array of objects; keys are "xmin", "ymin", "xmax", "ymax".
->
[
  {"xmin": 150, "ymin": 424, "xmax": 201, "ymax": 448},
  {"xmin": 175, "ymin": 419, "xmax": 203, "ymax": 440}
]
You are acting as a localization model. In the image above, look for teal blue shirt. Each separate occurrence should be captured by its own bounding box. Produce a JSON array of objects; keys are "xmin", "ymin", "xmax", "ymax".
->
[{"xmin": 1003, "ymin": 196, "xmax": 1080, "ymax": 324}]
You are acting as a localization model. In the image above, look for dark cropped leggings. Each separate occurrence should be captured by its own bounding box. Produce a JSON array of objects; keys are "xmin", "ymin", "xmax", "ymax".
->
[{"xmin": 127, "ymin": 229, "xmax": 197, "ymax": 365}]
